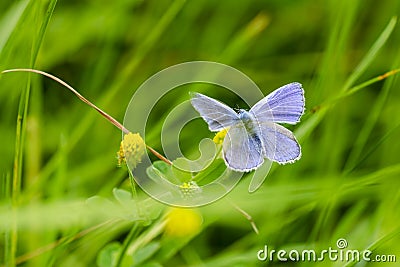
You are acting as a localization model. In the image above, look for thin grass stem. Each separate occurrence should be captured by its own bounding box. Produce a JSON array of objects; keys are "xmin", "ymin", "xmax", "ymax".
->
[{"xmin": 1, "ymin": 68, "xmax": 172, "ymax": 165}]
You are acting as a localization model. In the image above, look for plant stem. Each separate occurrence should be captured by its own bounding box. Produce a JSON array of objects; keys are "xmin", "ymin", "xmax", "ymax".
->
[
  {"xmin": 310, "ymin": 68, "xmax": 400, "ymax": 113},
  {"xmin": 2, "ymin": 69, "xmax": 130, "ymax": 134},
  {"xmin": 114, "ymin": 223, "xmax": 140, "ymax": 267},
  {"xmin": 1, "ymin": 68, "xmax": 172, "ymax": 165}
]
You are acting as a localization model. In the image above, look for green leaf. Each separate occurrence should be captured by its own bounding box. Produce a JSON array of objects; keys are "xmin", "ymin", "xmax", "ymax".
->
[
  {"xmin": 0, "ymin": 0, "xmax": 29, "ymax": 55},
  {"xmin": 97, "ymin": 242, "xmax": 121, "ymax": 267},
  {"xmin": 132, "ymin": 242, "xmax": 161, "ymax": 267},
  {"xmin": 86, "ymin": 196, "xmax": 115, "ymax": 211},
  {"xmin": 171, "ymin": 159, "xmax": 193, "ymax": 183},
  {"xmin": 193, "ymin": 158, "xmax": 226, "ymax": 185},
  {"xmin": 113, "ymin": 188, "xmax": 132, "ymax": 205},
  {"xmin": 146, "ymin": 161, "xmax": 181, "ymax": 185},
  {"xmin": 152, "ymin": 161, "xmax": 173, "ymax": 176}
]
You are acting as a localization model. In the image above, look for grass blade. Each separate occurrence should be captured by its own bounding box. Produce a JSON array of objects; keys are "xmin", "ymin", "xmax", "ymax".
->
[
  {"xmin": 342, "ymin": 16, "xmax": 397, "ymax": 91},
  {"xmin": 0, "ymin": 0, "xmax": 29, "ymax": 56},
  {"xmin": 6, "ymin": 1, "xmax": 58, "ymax": 266},
  {"xmin": 32, "ymin": 0, "xmax": 186, "ymax": 188},
  {"xmin": 344, "ymin": 51, "xmax": 400, "ymax": 172}
]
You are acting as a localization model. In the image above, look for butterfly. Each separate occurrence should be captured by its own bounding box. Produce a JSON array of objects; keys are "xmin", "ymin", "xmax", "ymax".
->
[{"xmin": 190, "ymin": 82, "xmax": 305, "ymax": 173}]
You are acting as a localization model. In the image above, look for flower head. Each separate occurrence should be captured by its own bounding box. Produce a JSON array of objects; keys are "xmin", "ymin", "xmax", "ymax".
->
[
  {"xmin": 117, "ymin": 132, "xmax": 145, "ymax": 168},
  {"xmin": 213, "ymin": 128, "xmax": 228, "ymax": 144},
  {"xmin": 179, "ymin": 181, "xmax": 202, "ymax": 198},
  {"xmin": 164, "ymin": 208, "xmax": 202, "ymax": 237}
]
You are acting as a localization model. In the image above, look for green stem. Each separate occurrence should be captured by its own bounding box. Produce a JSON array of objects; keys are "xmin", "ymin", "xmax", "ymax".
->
[
  {"xmin": 310, "ymin": 68, "xmax": 400, "ymax": 113},
  {"xmin": 114, "ymin": 223, "xmax": 140, "ymax": 267},
  {"xmin": 7, "ymin": 2, "xmax": 58, "ymax": 265},
  {"xmin": 9, "ymin": 71, "xmax": 30, "ymax": 267}
]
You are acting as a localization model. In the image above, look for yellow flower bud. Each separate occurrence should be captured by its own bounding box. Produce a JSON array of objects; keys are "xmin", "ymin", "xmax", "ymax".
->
[
  {"xmin": 179, "ymin": 181, "xmax": 202, "ymax": 198},
  {"xmin": 117, "ymin": 133, "xmax": 146, "ymax": 168},
  {"xmin": 213, "ymin": 128, "xmax": 228, "ymax": 145}
]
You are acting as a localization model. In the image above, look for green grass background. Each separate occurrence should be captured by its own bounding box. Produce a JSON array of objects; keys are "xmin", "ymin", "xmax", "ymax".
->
[{"xmin": 1, "ymin": 0, "xmax": 400, "ymax": 266}]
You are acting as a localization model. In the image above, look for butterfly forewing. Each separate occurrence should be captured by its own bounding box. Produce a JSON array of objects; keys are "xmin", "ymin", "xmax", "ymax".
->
[
  {"xmin": 250, "ymin": 82, "xmax": 305, "ymax": 125},
  {"xmin": 190, "ymin": 92, "xmax": 239, "ymax": 132}
]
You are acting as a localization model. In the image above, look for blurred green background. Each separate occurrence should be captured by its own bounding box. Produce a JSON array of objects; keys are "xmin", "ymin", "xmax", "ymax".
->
[{"xmin": 1, "ymin": 0, "xmax": 400, "ymax": 266}]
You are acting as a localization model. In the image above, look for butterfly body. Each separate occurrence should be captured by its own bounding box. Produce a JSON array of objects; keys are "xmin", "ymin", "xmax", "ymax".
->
[
  {"xmin": 238, "ymin": 110, "xmax": 258, "ymax": 134},
  {"xmin": 191, "ymin": 82, "xmax": 305, "ymax": 172}
]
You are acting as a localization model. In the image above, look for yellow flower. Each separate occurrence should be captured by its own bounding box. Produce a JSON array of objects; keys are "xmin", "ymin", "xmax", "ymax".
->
[
  {"xmin": 117, "ymin": 142, "xmax": 126, "ymax": 167},
  {"xmin": 179, "ymin": 181, "xmax": 202, "ymax": 198},
  {"xmin": 165, "ymin": 208, "xmax": 202, "ymax": 237},
  {"xmin": 117, "ymin": 133, "xmax": 145, "ymax": 168},
  {"xmin": 213, "ymin": 128, "xmax": 228, "ymax": 144}
]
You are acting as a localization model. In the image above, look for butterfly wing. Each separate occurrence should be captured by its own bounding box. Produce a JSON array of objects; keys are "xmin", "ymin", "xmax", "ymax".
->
[
  {"xmin": 223, "ymin": 123, "xmax": 264, "ymax": 172},
  {"xmin": 191, "ymin": 92, "xmax": 239, "ymax": 132},
  {"xmin": 250, "ymin": 82, "xmax": 305, "ymax": 124},
  {"xmin": 258, "ymin": 122, "xmax": 301, "ymax": 164}
]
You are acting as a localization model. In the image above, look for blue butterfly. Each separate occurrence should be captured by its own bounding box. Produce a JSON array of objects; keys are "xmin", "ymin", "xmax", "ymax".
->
[{"xmin": 191, "ymin": 82, "xmax": 305, "ymax": 172}]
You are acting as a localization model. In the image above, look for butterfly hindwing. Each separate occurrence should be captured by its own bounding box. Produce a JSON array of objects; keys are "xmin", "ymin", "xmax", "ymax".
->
[
  {"xmin": 258, "ymin": 122, "xmax": 301, "ymax": 164},
  {"xmin": 223, "ymin": 123, "xmax": 264, "ymax": 172}
]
